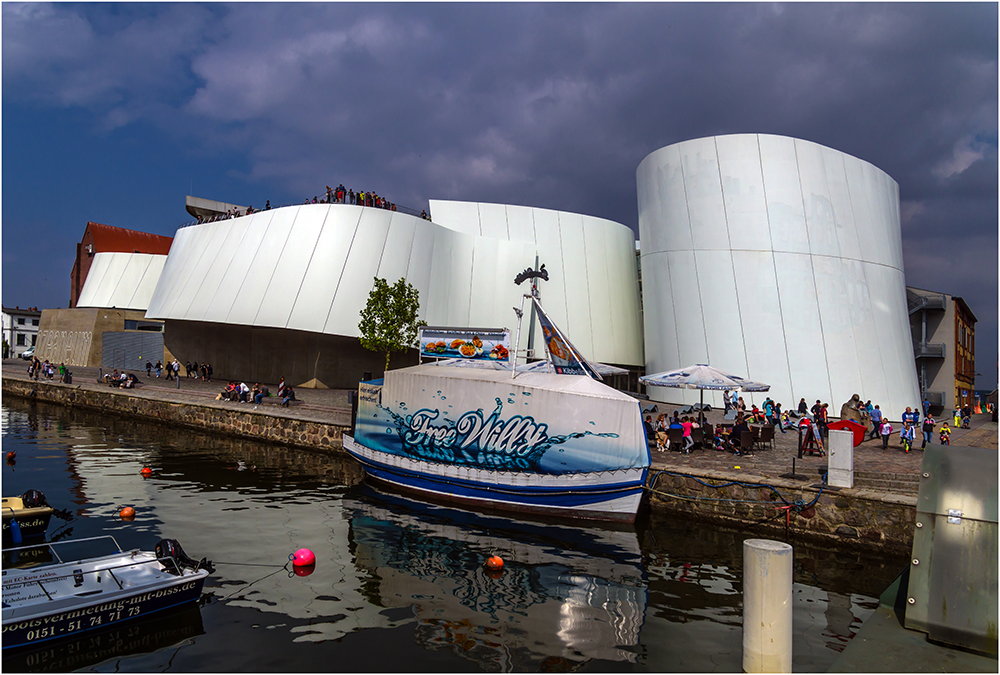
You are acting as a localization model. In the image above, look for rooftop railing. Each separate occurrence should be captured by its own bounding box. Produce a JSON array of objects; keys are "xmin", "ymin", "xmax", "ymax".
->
[{"xmin": 178, "ymin": 199, "xmax": 426, "ymax": 230}]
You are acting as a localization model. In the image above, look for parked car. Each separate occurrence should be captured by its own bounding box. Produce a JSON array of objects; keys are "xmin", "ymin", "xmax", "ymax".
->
[{"xmin": 19, "ymin": 346, "xmax": 35, "ymax": 360}]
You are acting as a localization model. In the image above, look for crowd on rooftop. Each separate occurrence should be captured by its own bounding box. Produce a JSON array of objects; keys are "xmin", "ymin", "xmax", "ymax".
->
[{"xmin": 193, "ymin": 182, "xmax": 429, "ymax": 225}]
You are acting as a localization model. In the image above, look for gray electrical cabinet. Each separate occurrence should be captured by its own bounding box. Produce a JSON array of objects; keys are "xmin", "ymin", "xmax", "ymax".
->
[{"xmin": 906, "ymin": 444, "xmax": 998, "ymax": 655}]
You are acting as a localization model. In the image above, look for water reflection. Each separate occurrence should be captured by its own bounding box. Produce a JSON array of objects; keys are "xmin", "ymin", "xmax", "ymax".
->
[
  {"xmin": 1, "ymin": 396, "xmax": 909, "ymax": 672},
  {"xmin": 3, "ymin": 604, "xmax": 205, "ymax": 672},
  {"xmin": 345, "ymin": 488, "xmax": 647, "ymax": 669}
]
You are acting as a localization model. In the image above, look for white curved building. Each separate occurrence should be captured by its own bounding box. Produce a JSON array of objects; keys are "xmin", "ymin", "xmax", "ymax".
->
[
  {"xmin": 145, "ymin": 202, "xmax": 641, "ymax": 387},
  {"xmin": 77, "ymin": 252, "xmax": 167, "ymax": 311},
  {"xmin": 637, "ymin": 134, "xmax": 920, "ymax": 414}
]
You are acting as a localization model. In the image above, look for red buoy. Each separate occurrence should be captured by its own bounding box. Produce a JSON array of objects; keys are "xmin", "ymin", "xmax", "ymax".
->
[
  {"xmin": 484, "ymin": 555, "xmax": 504, "ymax": 571},
  {"xmin": 120, "ymin": 506, "xmax": 136, "ymax": 520},
  {"xmin": 291, "ymin": 548, "xmax": 315, "ymax": 567},
  {"xmin": 140, "ymin": 467, "xmax": 152, "ymax": 476}
]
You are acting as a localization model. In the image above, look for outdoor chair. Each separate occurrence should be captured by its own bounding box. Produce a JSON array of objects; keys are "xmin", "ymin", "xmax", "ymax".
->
[
  {"xmin": 667, "ymin": 428, "xmax": 684, "ymax": 451},
  {"xmin": 757, "ymin": 425, "xmax": 775, "ymax": 451},
  {"xmin": 690, "ymin": 427, "xmax": 704, "ymax": 448},
  {"xmin": 701, "ymin": 424, "xmax": 714, "ymax": 442}
]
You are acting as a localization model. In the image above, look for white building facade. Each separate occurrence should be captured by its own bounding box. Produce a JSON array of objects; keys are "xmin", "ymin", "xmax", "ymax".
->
[{"xmin": 637, "ymin": 134, "xmax": 920, "ymax": 414}]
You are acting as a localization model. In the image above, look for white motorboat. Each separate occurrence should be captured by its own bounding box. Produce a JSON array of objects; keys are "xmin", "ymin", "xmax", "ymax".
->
[{"xmin": 2, "ymin": 536, "xmax": 213, "ymax": 651}]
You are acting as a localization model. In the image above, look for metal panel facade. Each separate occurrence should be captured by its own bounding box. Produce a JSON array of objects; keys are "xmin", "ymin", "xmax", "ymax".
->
[{"xmin": 638, "ymin": 134, "xmax": 920, "ymax": 414}]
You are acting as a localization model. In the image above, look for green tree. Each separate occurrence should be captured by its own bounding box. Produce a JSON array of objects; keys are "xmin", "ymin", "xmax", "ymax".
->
[{"xmin": 358, "ymin": 276, "xmax": 426, "ymax": 372}]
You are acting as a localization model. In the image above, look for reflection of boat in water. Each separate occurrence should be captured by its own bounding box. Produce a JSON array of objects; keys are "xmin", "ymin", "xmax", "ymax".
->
[
  {"xmin": 344, "ymin": 487, "xmax": 648, "ymax": 669},
  {"xmin": 2, "ymin": 536, "xmax": 213, "ymax": 651},
  {"xmin": 2, "ymin": 491, "xmax": 55, "ymax": 545},
  {"xmin": 2, "ymin": 603, "xmax": 205, "ymax": 672}
]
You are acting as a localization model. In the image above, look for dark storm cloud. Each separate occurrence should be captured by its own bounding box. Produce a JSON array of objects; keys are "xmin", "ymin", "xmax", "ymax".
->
[{"xmin": 3, "ymin": 2, "xmax": 996, "ymax": 385}]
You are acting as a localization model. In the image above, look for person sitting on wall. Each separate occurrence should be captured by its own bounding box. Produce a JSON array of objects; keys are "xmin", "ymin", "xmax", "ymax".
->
[
  {"xmin": 281, "ymin": 386, "xmax": 296, "ymax": 407},
  {"xmin": 106, "ymin": 369, "xmax": 120, "ymax": 385}
]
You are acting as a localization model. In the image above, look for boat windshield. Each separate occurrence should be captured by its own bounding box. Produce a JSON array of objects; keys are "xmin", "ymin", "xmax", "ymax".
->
[{"xmin": 4, "ymin": 535, "xmax": 123, "ymax": 565}]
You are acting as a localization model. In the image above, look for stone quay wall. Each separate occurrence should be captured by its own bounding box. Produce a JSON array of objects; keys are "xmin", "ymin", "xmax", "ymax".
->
[
  {"xmin": 2, "ymin": 377, "xmax": 347, "ymax": 451},
  {"xmin": 4, "ymin": 376, "xmax": 916, "ymax": 552},
  {"xmin": 646, "ymin": 468, "xmax": 916, "ymax": 553}
]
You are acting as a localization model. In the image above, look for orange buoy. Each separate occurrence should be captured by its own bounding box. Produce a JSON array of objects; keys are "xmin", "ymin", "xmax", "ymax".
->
[
  {"xmin": 140, "ymin": 467, "xmax": 152, "ymax": 476},
  {"xmin": 6, "ymin": 451, "xmax": 15, "ymax": 460},
  {"xmin": 484, "ymin": 555, "xmax": 504, "ymax": 571},
  {"xmin": 120, "ymin": 506, "xmax": 136, "ymax": 520}
]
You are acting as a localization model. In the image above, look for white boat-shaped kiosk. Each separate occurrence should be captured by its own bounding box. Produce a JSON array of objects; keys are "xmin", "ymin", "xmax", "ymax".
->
[
  {"xmin": 2, "ymin": 536, "xmax": 213, "ymax": 650},
  {"xmin": 344, "ymin": 363, "xmax": 650, "ymax": 522}
]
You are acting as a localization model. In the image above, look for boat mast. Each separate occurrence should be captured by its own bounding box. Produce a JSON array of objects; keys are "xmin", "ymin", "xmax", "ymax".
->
[{"xmin": 511, "ymin": 262, "xmax": 548, "ymax": 380}]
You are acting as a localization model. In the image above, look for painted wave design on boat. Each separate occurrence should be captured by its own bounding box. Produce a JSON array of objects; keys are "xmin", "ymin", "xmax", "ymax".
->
[{"xmin": 362, "ymin": 397, "xmax": 619, "ymax": 473}]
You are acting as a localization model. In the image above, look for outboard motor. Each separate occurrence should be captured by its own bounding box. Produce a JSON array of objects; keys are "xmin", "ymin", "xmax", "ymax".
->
[
  {"xmin": 155, "ymin": 539, "xmax": 214, "ymax": 575},
  {"xmin": 21, "ymin": 489, "xmax": 48, "ymax": 508}
]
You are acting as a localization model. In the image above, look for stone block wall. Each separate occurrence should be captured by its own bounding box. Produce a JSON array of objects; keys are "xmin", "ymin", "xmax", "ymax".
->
[
  {"xmin": 2, "ymin": 377, "xmax": 348, "ymax": 452},
  {"xmin": 646, "ymin": 468, "xmax": 917, "ymax": 553}
]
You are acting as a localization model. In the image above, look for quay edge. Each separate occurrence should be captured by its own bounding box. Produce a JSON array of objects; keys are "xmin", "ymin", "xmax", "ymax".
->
[{"xmin": 2, "ymin": 376, "xmax": 915, "ymax": 552}]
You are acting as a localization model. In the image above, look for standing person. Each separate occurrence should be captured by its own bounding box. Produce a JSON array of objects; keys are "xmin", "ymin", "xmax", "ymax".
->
[
  {"xmin": 868, "ymin": 405, "xmax": 883, "ymax": 440},
  {"xmin": 723, "ymin": 390, "xmax": 731, "ymax": 414},
  {"xmin": 155, "ymin": 361, "xmax": 162, "ymax": 378},
  {"xmin": 798, "ymin": 398, "xmax": 808, "ymax": 415},
  {"xmin": 200, "ymin": 362, "xmax": 207, "ymax": 381},
  {"xmin": 774, "ymin": 402, "xmax": 786, "ymax": 433},
  {"xmin": 816, "ymin": 403, "xmax": 829, "ymax": 440},
  {"xmin": 922, "ymin": 398, "xmax": 931, "ymax": 419},
  {"xmin": 879, "ymin": 418, "xmax": 893, "ymax": 449},
  {"xmin": 146, "ymin": 361, "xmax": 153, "ymax": 377},
  {"xmin": 164, "ymin": 359, "xmax": 174, "ymax": 381},
  {"xmin": 810, "ymin": 400, "xmax": 822, "ymax": 419},
  {"xmin": 206, "ymin": 363, "xmax": 213, "ymax": 381},
  {"xmin": 921, "ymin": 415, "xmax": 936, "ymax": 449},
  {"xmin": 901, "ymin": 406, "xmax": 919, "ymax": 431},
  {"xmin": 58, "ymin": 363, "xmax": 66, "ymax": 382},
  {"xmin": 939, "ymin": 422, "xmax": 951, "ymax": 445},
  {"xmin": 172, "ymin": 359, "xmax": 181, "ymax": 380},
  {"xmin": 680, "ymin": 417, "xmax": 695, "ymax": 454}
]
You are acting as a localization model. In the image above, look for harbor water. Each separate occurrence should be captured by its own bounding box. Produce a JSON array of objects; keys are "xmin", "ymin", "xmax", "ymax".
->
[{"xmin": 1, "ymin": 398, "xmax": 909, "ymax": 672}]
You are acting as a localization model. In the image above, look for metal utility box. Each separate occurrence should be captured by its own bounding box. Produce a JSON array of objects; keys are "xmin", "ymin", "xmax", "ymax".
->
[{"xmin": 906, "ymin": 444, "xmax": 998, "ymax": 655}]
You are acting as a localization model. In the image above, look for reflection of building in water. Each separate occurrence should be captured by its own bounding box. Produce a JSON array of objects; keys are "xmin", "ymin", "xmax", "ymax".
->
[{"xmin": 347, "ymin": 492, "xmax": 647, "ymax": 669}]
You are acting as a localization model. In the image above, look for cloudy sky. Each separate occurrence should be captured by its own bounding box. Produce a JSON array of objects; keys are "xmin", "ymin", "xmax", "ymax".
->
[{"xmin": 3, "ymin": 3, "xmax": 996, "ymax": 388}]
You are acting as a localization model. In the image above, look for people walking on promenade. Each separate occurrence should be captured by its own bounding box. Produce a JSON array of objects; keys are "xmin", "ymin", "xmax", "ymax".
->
[
  {"xmin": 880, "ymin": 418, "xmax": 893, "ymax": 449},
  {"xmin": 868, "ymin": 405, "xmax": 883, "ymax": 439},
  {"xmin": 921, "ymin": 415, "xmax": 936, "ymax": 449}
]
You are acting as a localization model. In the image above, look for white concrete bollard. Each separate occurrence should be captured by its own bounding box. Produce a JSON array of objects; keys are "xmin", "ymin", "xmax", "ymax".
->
[
  {"xmin": 827, "ymin": 429, "xmax": 854, "ymax": 488},
  {"xmin": 743, "ymin": 539, "xmax": 793, "ymax": 673}
]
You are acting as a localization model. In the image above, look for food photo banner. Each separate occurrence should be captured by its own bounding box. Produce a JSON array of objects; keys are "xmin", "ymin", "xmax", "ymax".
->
[{"xmin": 419, "ymin": 328, "xmax": 510, "ymax": 362}]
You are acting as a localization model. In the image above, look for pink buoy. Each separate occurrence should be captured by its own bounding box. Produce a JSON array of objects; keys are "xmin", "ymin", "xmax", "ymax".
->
[{"xmin": 291, "ymin": 548, "xmax": 315, "ymax": 567}]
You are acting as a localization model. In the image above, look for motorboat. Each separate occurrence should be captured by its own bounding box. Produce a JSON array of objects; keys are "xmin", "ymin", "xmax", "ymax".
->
[
  {"xmin": 344, "ymin": 280, "xmax": 650, "ymax": 522},
  {"xmin": 2, "ymin": 490, "xmax": 55, "ymax": 544},
  {"xmin": 2, "ymin": 536, "xmax": 213, "ymax": 651}
]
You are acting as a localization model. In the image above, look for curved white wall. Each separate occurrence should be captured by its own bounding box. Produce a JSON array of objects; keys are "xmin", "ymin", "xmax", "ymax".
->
[
  {"xmin": 77, "ymin": 252, "xmax": 167, "ymax": 311},
  {"xmin": 429, "ymin": 200, "xmax": 644, "ymax": 366},
  {"xmin": 146, "ymin": 204, "xmax": 536, "ymax": 342},
  {"xmin": 637, "ymin": 134, "xmax": 920, "ymax": 416},
  {"xmin": 146, "ymin": 202, "xmax": 643, "ymax": 368}
]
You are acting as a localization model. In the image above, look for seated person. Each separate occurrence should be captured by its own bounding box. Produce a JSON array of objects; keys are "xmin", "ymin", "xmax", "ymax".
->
[
  {"xmin": 729, "ymin": 416, "xmax": 751, "ymax": 455},
  {"xmin": 106, "ymin": 369, "xmax": 120, "ymax": 385},
  {"xmin": 281, "ymin": 386, "xmax": 296, "ymax": 407}
]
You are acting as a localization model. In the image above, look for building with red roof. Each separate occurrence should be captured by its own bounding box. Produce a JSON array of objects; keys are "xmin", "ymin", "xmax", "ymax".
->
[{"xmin": 69, "ymin": 222, "xmax": 173, "ymax": 308}]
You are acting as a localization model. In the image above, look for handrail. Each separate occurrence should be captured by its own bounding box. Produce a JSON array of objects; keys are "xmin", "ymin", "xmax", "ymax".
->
[
  {"xmin": 178, "ymin": 199, "xmax": 427, "ymax": 230},
  {"xmin": 10, "ymin": 553, "xmax": 192, "ymax": 592},
  {"xmin": 4, "ymin": 534, "xmax": 123, "ymax": 565}
]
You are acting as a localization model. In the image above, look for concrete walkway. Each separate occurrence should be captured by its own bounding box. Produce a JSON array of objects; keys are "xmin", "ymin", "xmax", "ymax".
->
[{"xmin": 4, "ymin": 359, "xmax": 995, "ymax": 496}]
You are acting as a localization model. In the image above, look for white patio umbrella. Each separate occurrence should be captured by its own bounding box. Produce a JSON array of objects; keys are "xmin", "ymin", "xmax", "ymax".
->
[{"xmin": 639, "ymin": 364, "xmax": 769, "ymax": 411}]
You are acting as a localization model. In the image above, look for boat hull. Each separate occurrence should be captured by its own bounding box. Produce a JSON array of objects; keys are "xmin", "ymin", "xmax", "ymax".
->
[
  {"xmin": 2, "ymin": 499, "xmax": 54, "ymax": 543},
  {"xmin": 344, "ymin": 434, "xmax": 646, "ymax": 522},
  {"xmin": 2, "ymin": 554, "xmax": 209, "ymax": 651}
]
